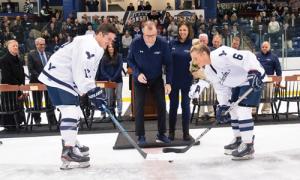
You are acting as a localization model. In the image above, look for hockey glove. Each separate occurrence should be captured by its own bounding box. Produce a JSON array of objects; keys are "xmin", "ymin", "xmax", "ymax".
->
[
  {"xmin": 87, "ymin": 87, "xmax": 107, "ymax": 111},
  {"xmin": 247, "ymin": 70, "xmax": 263, "ymax": 91},
  {"xmin": 216, "ymin": 105, "xmax": 231, "ymax": 124},
  {"xmin": 188, "ymin": 79, "xmax": 210, "ymax": 99}
]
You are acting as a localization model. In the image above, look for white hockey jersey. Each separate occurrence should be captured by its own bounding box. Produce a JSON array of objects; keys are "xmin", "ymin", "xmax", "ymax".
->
[
  {"xmin": 38, "ymin": 35, "xmax": 104, "ymax": 96},
  {"xmin": 204, "ymin": 46, "xmax": 265, "ymax": 105}
]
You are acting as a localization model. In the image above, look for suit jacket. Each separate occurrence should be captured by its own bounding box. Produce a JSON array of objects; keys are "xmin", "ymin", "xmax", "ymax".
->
[{"xmin": 27, "ymin": 50, "xmax": 51, "ymax": 83}]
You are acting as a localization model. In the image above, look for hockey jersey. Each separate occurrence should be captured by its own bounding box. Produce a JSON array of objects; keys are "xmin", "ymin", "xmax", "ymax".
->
[
  {"xmin": 204, "ymin": 46, "xmax": 265, "ymax": 105},
  {"xmin": 38, "ymin": 35, "xmax": 104, "ymax": 96}
]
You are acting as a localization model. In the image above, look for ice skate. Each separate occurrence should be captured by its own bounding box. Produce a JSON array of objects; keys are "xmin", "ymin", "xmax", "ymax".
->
[
  {"xmin": 231, "ymin": 143, "xmax": 255, "ymax": 160},
  {"xmin": 62, "ymin": 140, "xmax": 89, "ymax": 156},
  {"xmin": 75, "ymin": 140, "xmax": 89, "ymax": 156},
  {"xmin": 224, "ymin": 136, "xmax": 242, "ymax": 155},
  {"xmin": 60, "ymin": 146, "xmax": 90, "ymax": 170}
]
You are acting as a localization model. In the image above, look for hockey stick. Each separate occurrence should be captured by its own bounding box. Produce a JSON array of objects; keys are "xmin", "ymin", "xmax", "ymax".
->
[
  {"xmin": 102, "ymin": 104, "xmax": 173, "ymax": 160},
  {"xmin": 102, "ymin": 104, "xmax": 147, "ymax": 158},
  {"xmin": 162, "ymin": 87, "xmax": 254, "ymax": 154},
  {"xmin": 0, "ymin": 127, "xmax": 4, "ymax": 145}
]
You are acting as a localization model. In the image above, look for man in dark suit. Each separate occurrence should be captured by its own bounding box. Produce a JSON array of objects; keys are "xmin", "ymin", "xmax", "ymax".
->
[{"xmin": 27, "ymin": 37, "xmax": 57, "ymax": 125}]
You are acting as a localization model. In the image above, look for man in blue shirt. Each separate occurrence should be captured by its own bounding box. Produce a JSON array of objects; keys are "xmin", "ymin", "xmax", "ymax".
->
[
  {"xmin": 256, "ymin": 41, "xmax": 282, "ymax": 114},
  {"xmin": 127, "ymin": 21, "xmax": 173, "ymax": 145}
]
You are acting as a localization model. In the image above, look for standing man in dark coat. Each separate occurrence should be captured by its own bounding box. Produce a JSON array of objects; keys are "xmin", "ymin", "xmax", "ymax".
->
[
  {"xmin": 127, "ymin": 21, "xmax": 173, "ymax": 145},
  {"xmin": 0, "ymin": 40, "xmax": 26, "ymax": 130},
  {"xmin": 256, "ymin": 41, "xmax": 282, "ymax": 114},
  {"xmin": 27, "ymin": 37, "xmax": 57, "ymax": 125}
]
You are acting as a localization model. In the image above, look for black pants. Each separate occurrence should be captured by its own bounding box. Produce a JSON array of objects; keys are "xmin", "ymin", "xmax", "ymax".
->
[
  {"xmin": 169, "ymin": 86, "xmax": 190, "ymax": 135},
  {"xmin": 134, "ymin": 78, "xmax": 166, "ymax": 136}
]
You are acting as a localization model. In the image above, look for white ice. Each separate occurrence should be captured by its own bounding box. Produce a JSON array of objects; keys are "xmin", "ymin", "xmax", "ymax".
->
[{"xmin": 1, "ymin": 123, "xmax": 300, "ymax": 180}]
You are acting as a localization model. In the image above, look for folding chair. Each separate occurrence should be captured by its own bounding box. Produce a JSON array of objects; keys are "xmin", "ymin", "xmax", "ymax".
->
[
  {"xmin": 80, "ymin": 81, "xmax": 117, "ymax": 130},
  {"xmin": 254, "ymin": 75, "xmax": 282, "ymax": 121},
  {"xmin": 19, "ymin": 83, "xmax": 58, "ymax": 131},
  {"xmin": 0, "ymin": 84, "xmax": 23, "ymax": 131},
  {"xmin": 190, "ymin": 84, "xmax": 217, "ymax": 125},
  {"xmin": 276, "ymin": 75, "xmax": 300, "ymax": 120}
]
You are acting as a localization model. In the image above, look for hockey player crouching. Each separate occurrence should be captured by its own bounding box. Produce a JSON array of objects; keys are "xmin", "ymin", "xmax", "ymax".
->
[
  {"xmin": 190, "ymin": 42, "xmax": 265, "ymax": 160},
  {"xmin": 38, "ymin": 24, "xmax": 118, "ymax": 169}
]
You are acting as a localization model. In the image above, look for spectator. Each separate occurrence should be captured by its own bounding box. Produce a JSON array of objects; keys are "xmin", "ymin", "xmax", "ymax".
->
[
  {"xmin": 283, "ymin": 23, "xmax": 295, "ymax": 50},
  {"xmin": 40, "ymin": 5, "xmax": 51, "ymax": 22},
  {"xmin": 256, "ymin": 41, "xmax": 282, "ymax": 114},
  {"xmin": 127, "ymin": 21, "xmax": 172, "ymax": 145},
  {"xmin": 212, "ymin": 34, "xmax": 223, "ymax": 50},
  {"xmin": 100, "ymin": 43, "xmax": 123, "ymax": 119},
  {"xmin": 86, "ymin": 0, "xmax": 99, "ymax": 12},
  {"xmin": 231, "ymin": 36, "xmax": 241, "ymax": 50},
  {"xmin": 145, "ymin": 1, "xmax": 152, "ymax": 10},
  {"xmin": 85, "ymin": 25, "xmax": 96, "ymax": 36},
  {"xmin": 0, "ymin": 40, "xmax": 26, "ymax": 130},
  {"xmin": 252, "ymin": 15, "xmax": 267, "ymax": 49},
  {"xmin": 122, "ymin": 30, "xmax": 132, "ymax": 58},
  {"xmin": 137, "ymin": 1, "xmax": 145, "ymax": 11},
  {"xmin": 165, "ymin": 2, "xmax": 173, "ymax": 10},
  {"xmin": 167, "ymin": 20, "xmax": 178, "ymax": 41},
  {"xmin": 27, "ymin": 37, "xmax": 57, "ymax": 125},
  {"xmin": 268, "ymin": 16, "xmax": 280, "ymax": 44},
  {"xmin": 22, "ymin": 14, "xmax": 33, "ymax": 41},
  {"xmin": 126, "ymin": 3, "xmax": 135, "ymax": 11},
  {"xmin": 132, "ymin": 25, "xmax": 142, "ymax": 39},
  {"xmin": 4, "ymin": 0, "xmax": 15, "ymax": 13},
  {"xmin": 231, "ymin": 23, "xmax": 239, "ymax": 37},
  {"xmin": 169, "ymin": 22, "xmax": 193, "ymax": 141},
  {"xmin": 24, "ymin": 0, "xmax": 34, "ymax": 14}
]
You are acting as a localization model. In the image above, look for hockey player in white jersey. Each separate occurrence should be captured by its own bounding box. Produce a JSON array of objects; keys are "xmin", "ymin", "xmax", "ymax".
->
[
  {"xmin": 190, "ymin": 43, "xmax": 265, "ymax": 160},
  {"xmin": 38, "ymin": 24, "xmax": 117, "ymax": 169}
]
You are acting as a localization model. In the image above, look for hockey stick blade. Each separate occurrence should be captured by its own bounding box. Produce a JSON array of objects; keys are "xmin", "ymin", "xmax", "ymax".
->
[
  {"xmin": 162, "ymin": 88, "xmax": 253, "ymax": 154},
  {"xmin": 162, "ymin": 122, "xmax": 216, "ymax": 153},
  {"xmin": 102, "ymin": 105, "xmax": 148, "ymax": 159}
]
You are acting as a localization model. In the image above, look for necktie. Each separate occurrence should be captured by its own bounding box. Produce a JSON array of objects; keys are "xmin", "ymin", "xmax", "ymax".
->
[{"xmin": 40, "ymin": 52, "xmax": 47, "ymax": 66}]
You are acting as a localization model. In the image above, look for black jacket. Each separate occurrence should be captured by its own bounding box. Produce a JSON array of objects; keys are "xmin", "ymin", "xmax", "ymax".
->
[{"xmin": 0, "ymin": 51, "xmax": 25, "ymax": 85}]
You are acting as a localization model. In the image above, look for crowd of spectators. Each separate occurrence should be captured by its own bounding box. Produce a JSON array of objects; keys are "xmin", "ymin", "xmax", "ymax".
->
[
  {"xmin": 0, "ymin": 0, "xmax": 298, "ymax": 131},
  {"xmin": 0, "ymin": 0, "xmax": 300, "ymax": 63}
]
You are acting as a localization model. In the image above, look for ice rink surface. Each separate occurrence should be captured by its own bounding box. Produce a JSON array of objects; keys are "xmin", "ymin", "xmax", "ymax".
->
[{"xmin": 0, "ymin": 123, "xmax": 300, "ymax": 180}]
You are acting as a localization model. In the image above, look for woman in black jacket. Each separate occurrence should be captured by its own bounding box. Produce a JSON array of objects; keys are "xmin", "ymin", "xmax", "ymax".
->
[
  {"xmin": 0, "ymin": 40, "xmax": 26, "ymax": 130},
  {"xmin": 100, "ymin": 43, "xmax": 123, "ymax": 119}
]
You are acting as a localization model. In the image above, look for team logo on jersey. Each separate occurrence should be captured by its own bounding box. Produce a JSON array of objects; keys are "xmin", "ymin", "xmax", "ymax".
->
[
  {"xmin": 220, "ymin": 70, "xmax": 231, "ymax": 85},
  {"xmin": 48, "ymin": 63, "xmax": 56, "ymax": 71},
  {"xmin": 154, "ymin": 51, "xmax": 161, "ymax": 55},
  {"xmin": 219, "ymin": 50, "xmax": 227, "ymax": 57},
  {"xmin": 86, "ymin": 51, "xmax": 95, "ymax": 59}
]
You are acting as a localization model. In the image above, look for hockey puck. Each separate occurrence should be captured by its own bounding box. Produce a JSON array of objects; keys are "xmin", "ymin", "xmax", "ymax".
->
[{"xmin": 168, "ymin": 160, "xmax": 174, "ymax": 163}]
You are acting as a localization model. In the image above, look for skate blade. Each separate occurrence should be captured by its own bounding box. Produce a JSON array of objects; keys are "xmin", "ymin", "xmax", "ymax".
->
[
  {"xmin": 224, "ymin": 149, "xmax": 234, "ymax": 155},
  {"xmin": 81, "ymin": 151, "xmax": 89, "ymax": 157},
  {"xmin": 231, "ymin": 154, "xmax": 254, "ymax": 161},
  {"xmin": 60, "ymin": 161, "xmax": 90, "ymax": 170}
]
